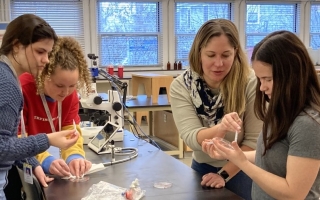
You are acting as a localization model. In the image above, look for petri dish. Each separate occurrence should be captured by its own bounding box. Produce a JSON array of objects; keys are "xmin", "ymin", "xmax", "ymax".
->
[
  {"xmin": 204, "ymin": 138, "xmax": 234, "ymax": 150},
  {"xmin": 69, "ymin": 176, "xmax": 90, "ymax": 182},
  {"xmin": 154, "ymin": 181, "xmax": 172, "ymax": 189},
  {"xmin": 216, "ymin": 138, "xmax": 234, "ymax": 150}
]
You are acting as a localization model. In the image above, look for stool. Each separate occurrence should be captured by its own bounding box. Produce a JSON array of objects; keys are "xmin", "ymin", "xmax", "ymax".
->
[
  {"xmin": 131, "ymin": 73, "xmax": 174, "ymax": 104},
  {"xmin": 135, "ymin": 111, "xmax": 149, "ymax": 126}
]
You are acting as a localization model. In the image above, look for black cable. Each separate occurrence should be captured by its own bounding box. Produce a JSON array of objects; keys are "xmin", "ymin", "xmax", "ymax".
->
[
  {"xmin": 109, "ymin": 83, "xmax": 162, "ymax": 150},
  {"xmin": 94, "ymin": 68, "xmax": 161, "ymax": 150}
]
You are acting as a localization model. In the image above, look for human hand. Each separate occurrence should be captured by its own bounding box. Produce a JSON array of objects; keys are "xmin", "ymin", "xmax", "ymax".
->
[
  {"xmin": 201, "ymin": 139, "xmax": 227, "ymax": 160},
  {"xmin": 212, "ymin": 138, "xmax": 247, "ymax": 167},
  {"xmin": 201, "ymin": 173, "xmax": 225, "ymax": 188},
  {"xmin": 33, "ymin": 166, "xmax": 54, "ymax": 187},
  {"xmin": 218, "ymin": 112, "xmax": 242, "ymax": 133},
  {"xmin": 49, "ymin": 159, "xmax": 71, "ymax": 177},
  {"xmin": 47, "ymin": 130, "xmax": 79, "ymax": 150},
  {"xmin": 69, "ymin": 158, "xmax": 92, "ymax": 178}
]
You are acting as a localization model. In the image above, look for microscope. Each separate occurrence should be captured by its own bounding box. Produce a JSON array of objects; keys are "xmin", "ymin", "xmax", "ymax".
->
[{"xmin": 79, "ymin": 53, "xmax": 128, "ymax": 142}]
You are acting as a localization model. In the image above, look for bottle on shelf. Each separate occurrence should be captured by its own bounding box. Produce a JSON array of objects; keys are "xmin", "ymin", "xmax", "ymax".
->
[
  {"xmin": 173, "ymin": 61, "xmax": 177, "ymax": 70},
  {"xmin": 167, "ymin": 61, "xmax": 171, "ymax": 70},
  {"xmin": 178, "ymin": 61, "xmax": 182, "ymax": 70}
]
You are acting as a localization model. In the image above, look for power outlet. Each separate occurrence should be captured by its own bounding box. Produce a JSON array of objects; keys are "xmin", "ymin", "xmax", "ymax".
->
[{"xmin": 163, "ymin": 114, "xmax": 167, "ymax": 123}]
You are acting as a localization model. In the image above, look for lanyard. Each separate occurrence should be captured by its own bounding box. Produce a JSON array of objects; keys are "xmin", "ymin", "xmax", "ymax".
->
[
  {"xmin": 40, "ymin": 94, "xmax": 62, "ymax": 159},
  {"xmin": 0, "ymin": 55, "xmax": 27, "ymax": 138},
  {"xmin": 40, "ymin": 94, "xmax": 62, "ymax": 132}
]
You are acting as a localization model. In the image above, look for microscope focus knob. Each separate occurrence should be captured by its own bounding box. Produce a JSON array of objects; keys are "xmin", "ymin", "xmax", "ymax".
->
[
  {"xmin": 112, "ymin": 102, "xmax": 122, "ymax": 111},
  {"xmin": 93, "ymin": 96, "xmax": 103, "ymax": 105}
]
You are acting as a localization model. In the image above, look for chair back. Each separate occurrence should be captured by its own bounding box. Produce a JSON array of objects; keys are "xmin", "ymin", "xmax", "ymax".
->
[{"xmin": 16, "ymin": 166, "xmax": 46, "ymax": 200}]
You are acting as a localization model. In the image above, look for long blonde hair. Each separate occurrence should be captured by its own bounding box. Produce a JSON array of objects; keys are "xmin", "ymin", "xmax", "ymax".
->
[
  {"xmin": 189, "ymin": 19, "xmax": 250, "ymax": 115},
  {"xmin": 36, "ymin": 36, "xmax": 91, "ymax": 95}
]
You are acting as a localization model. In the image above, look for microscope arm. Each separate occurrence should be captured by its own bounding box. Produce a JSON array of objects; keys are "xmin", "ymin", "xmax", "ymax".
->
[{"xmin": 98, "ymin": 69, "xmax": 128, "ymax": 105}]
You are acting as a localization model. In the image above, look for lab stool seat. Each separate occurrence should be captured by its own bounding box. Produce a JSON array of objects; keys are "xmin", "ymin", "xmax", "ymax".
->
[
  {"xmin": 135, "ymin": 111, "xmax": 149, "ymax": 126},
  {"xmin": 131, "ymin": 73, "xmax": 174, "ymax": 104}
]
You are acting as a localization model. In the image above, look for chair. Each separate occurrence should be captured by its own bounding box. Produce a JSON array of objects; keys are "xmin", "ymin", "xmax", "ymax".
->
[{"xmin": 16, "ymin": 166, "xmax": 46, "ymax": 200}]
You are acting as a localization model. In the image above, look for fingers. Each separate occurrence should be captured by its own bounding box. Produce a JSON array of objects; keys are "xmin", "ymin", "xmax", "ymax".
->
[
  {"xmin": 231, "ymin": 141, "xmax": 241, "ymax": 150},
  {"xmin": 42, "ymin": 176, "xmax": 54, "ymax": 187},
  {"xmin": 201, "ymin": 141, "xmax": 208, "ymax": 153},
  {"xmin": 48, "ymin": 130, "xmax": 79, "ymax": 150},
  {"xmin": 201, "ymin": 173, "xmax": 225, "ymax": 188},
  {"xmin": 222, "ymin": 112, "xmax": 242, "ymax": 132},
  {"xmin": 38, "ymin": 176, "xmax": 54, "ymax": 187},
  {"xmin": 38, "ymin": 178, "xmax": 47, "ymax": 187},
  {"xmin": 62, "ymin": 130, "xmax": 79, "ymax": 150},
  {"xmin": 33, "ymin": 166, "xmax": 54, "ymax": 187},
  {"xmin": 84, "ymin": 160, "xmax": 92, "ymax": 174},
  {"xmin": 202, "ymin": 140, "xmax": 227, "ymax": 160},
  {"xmin": 49, "ymin": 159, "xmax": 70, "ymax": 177},
  {"xmin": 69, "ymin": 159, "xmax": 92, "ymax": 178}
]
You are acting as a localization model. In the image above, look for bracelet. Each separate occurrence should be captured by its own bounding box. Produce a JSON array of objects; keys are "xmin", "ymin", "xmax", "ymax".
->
[
  {"xmin": 216, "ymin": 173, "xmax": 226, "ymax": 183},
  {"xmin": 217, "ymin": 169, "xmax": 231, "ymax": 183}
]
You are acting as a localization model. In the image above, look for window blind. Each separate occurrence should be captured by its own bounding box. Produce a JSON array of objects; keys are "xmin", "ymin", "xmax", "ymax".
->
[
  {"xmin": 310, "ymin": 3, "xmax": 320, "ymax": 50},
  {"xmin": 174, "ymin": 1, "xmax": 234, "ymax": 67},
  {"xmin": 10, "ymin": 0, "xmax": 85, "ymax": 50},
  {"xmin": 246, "ymin": 2, "xmax": 301, "ymax": 49},
  {"xmin": 96, "ymin": 0, "xmax": 163, "ymax": 68}
]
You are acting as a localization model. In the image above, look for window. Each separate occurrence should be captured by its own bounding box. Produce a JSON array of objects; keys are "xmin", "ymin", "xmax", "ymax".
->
[
  {"xmin": 10, "ymin": 0, "xmax": 85, "ymax": 50},
  {"xmin": 175, "ymin": 2, "xmax": 233, "ymax": 66},
  {"xmin": 310, "ymin": 3, "xmax": 320, "ymax": 50},
  {"xmin": 246, "ymin": 3, "xmax": 300, "ymax": 49},
  {"xmin": 97, "ymin": 1, "xmax": 162, "ymax": 67}
]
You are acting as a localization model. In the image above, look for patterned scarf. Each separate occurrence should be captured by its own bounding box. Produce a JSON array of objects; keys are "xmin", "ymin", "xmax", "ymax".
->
[{"xmin": 183, "ymin": 68, "xmax": 224, "ymax": 127}]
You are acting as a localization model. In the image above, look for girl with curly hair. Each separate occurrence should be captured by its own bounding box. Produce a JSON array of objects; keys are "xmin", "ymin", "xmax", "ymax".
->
[{"xmin": 19, "ymin": 36, "xmax": 92, "ymax": 181}]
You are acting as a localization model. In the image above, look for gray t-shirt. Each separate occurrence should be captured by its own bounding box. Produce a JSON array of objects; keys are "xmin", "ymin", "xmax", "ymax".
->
[{"xmin": 252, "ymin": 108, "xmax": 320, "ymax": 199}]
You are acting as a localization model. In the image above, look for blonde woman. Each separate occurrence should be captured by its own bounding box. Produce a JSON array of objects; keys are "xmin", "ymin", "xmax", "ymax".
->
[{"xmin": 170, "ymin": 19, "xmax": 263, "ymax": 200}]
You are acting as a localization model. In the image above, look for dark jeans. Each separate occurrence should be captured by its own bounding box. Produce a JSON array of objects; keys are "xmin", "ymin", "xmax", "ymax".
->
[
  {"xmin": 192, "ymin": 159, "xmax": 252, "ymax": 200},
  {"xmin": 4, "ymin": 166, "xmax": 23, "ymax": 200}
]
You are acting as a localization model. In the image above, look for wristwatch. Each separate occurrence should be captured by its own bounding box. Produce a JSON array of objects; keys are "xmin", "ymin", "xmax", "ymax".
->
[{"xmin": 217, "ymin": 169, "xmax": 231, "ymax": 183}]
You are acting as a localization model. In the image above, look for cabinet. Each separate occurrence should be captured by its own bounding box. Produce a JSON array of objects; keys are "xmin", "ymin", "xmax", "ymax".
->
[{"xmin": 153, "ymin": 110, "xmax": 192, "ymax": 152}]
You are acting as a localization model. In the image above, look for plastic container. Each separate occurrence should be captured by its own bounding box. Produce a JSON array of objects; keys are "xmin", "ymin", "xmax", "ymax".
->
[
  {"xmin": 118, "ymin": 65, "xmax": 124, "ymax": 78},
  {"xmin": 108, "ymin": 65, "xmax": 114, "ymax": 75}
]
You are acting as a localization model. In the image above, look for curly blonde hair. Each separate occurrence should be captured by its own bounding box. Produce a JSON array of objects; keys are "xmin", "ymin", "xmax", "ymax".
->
[{"xmin": 36, "ymin": 36, "xmax": 91, "ymax": 95}]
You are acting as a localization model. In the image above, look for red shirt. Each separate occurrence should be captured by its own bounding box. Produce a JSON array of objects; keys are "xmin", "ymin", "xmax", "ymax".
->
[{"xmin": 19, "ymin": 73, "xmax": 80, "ymax": 135}]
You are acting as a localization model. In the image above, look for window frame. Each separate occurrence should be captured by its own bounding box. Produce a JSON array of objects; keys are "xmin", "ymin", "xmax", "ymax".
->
[
  {"xmin": 245, "ymin": 2, "xmax": 301, "ymax": 49},
  {"xmin": 309, "ymin": 2, "xmax": 320, "ymax": 50},
  {"xmin": 94, "ymin": 0, "xmax": 166, "ymax": 69},
  {"xmin": 172, "ymin": 0, "xmax": 234, "ymax": 68}
]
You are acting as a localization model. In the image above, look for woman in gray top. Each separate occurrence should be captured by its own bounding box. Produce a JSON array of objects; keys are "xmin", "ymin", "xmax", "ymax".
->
[
  {"xmin": 204, "ymin": 31, "xmax": 320, "ymax": 199},
  {"xmin": 170, "ymin": 19, "xmax": 263, "ymax": 200}
]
